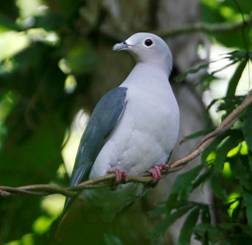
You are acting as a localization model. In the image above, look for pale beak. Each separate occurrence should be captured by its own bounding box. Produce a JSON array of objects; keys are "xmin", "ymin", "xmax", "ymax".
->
[{"xmin": 112, "ymin": 41, "xmax": 129, "ymax": 51}]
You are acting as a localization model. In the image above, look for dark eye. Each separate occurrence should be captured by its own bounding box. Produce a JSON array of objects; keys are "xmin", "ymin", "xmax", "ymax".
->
[{"xmin": 144, "ymin": 39, "xmax": 153, "ymax": 47}]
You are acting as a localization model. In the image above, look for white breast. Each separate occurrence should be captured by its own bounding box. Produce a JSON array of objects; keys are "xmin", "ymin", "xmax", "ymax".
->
[{"xmin": 89, "ymin": 64, "xmax": 180, "ymax": 179}]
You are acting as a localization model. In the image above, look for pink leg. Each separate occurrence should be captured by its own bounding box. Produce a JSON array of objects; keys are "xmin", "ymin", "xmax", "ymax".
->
[
  {"xmin": 148, "ymin": 164, "xmax": 167, "ymax": 181},
  {"xmin": 110, "ymin": 169, "xmax": 128, "ymax": 183}
]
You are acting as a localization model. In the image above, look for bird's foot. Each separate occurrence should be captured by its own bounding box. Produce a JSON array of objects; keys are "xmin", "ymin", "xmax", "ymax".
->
[
  {"xmin": 109, "ymin": 169, "xmax": 128, "ymax": 184},
  {"xmin": 148, "ymin": 164, "xmax": 167, "ymax": 181}
]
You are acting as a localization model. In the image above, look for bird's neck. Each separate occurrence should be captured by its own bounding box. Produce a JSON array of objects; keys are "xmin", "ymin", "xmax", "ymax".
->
[{"xmin": 121, "ymin": 62, "xmax": 171, "ymax": 87}]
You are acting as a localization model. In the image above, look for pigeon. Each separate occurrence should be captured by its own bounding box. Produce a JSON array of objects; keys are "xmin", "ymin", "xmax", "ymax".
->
[
  {"xmin": 65, "ymin": 32, "xmax": 180, "ymax": 211},
  {"xmin": 55, "ymin": 33, "xmax": 180, "ymax": 244}
]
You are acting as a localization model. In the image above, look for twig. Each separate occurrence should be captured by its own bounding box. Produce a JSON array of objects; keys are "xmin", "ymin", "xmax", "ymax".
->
[{"xmin": 0, "ymin": 90, "xmax": 251, "ymax": 198}]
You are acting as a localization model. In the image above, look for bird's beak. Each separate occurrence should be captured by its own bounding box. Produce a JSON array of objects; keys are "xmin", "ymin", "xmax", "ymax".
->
[{"xmin": 112, "ymin": 41, "xmax": 129, "ymax": 51}]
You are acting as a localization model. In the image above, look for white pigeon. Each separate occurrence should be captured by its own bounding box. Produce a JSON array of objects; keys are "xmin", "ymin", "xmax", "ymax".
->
[
  {"xmin": 57, "ymin": 33, "xmax": 180, "ymax": 244},
  {"xmin": 65, "ymin": 32, "xmax": 180, "ymax": 211}
]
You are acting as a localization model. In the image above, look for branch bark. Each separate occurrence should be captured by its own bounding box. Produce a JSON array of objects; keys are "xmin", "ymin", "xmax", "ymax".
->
[{"xmin": 0, "ymin": 90, "xmax": 251, "ymax": 198}]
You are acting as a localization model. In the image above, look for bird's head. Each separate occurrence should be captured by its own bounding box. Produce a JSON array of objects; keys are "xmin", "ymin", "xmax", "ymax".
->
[{"xmin": 113, "ymin": 32, "xmax": 173, "ymax": 74}]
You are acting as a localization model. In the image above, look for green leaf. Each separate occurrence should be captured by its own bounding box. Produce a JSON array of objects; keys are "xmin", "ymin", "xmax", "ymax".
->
[
  {"xmin": 226, "ymin": 192, "xmax": 241, "ymax": 218},
  {"xmin": 226, "ymin": 58, "xmax": 247, "ymax": 98},
  {"xmin": 178, "ymin": 206, "xmax": 200, "ymax": 245},
  {"xmin": 170, "ymin": 165, "xmax": 203, "ymax": 196},
  {"xmin": 214, "ymin": 135, "xmax": 240, "ymax": 172},
  {"xmin": 202, "ymin": 133, "xmax": 225, "ymax": 166},
  {"xmin": 192, "ymin": 168, "xmax": 212, "ymax": 189},
  {"xmin": 0, "ymin": 31, "xmax": 30, "ymax": 61},
  {"xmin": 165, "ymin": 165, "xmax": 203, "ymax": 212},
  {"xmin": 213, "ymin": 137, "xmax": 230, "ymax": 172}
]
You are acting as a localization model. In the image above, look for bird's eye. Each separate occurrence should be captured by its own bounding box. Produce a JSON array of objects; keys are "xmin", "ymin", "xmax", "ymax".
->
[{"xmin": 144, "ymin": 39, "xmax": 153, "ymax": 47}]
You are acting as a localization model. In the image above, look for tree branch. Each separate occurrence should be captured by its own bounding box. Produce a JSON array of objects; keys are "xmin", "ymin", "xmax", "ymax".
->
[
  {"xmin": 0, "ymin": 90, "xmax": 251, "ymax": 198},
  {"xmin": 156, "ymin": 13, "xmax": 252, "ymax": 38}
]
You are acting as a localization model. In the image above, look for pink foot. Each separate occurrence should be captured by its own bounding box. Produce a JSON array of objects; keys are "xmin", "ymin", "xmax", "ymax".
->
[
  {"xmin": 110, "ymin": 169, "xmax": 128, "ymax": 183},
  {"xmin": 148, "ymin": 164, "xmax": 167, "ymax": 181}
]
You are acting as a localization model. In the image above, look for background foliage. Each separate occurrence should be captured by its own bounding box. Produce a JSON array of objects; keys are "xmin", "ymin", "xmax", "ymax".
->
[{"xmin": 0, "ymin": 0, "xmax": 251, "ymax": 244}]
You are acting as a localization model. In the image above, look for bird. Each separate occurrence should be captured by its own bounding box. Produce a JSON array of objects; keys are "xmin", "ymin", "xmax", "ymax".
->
[
  {"xmin": 64, "ymin": 32, "xmax": 180, "ymax": 212},
  {"xmin": 54, "ymin": 32, "xmax": 180, "ymax": 244}
]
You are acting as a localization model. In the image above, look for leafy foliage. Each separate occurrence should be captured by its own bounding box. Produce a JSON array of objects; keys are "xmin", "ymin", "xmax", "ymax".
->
[
  {"xmin": 0, "ymin": 0, "xmax": 103, "ymax": 243},
  {"xmin": 201, "ymin": 0, "xmax": 252, "ymax": 49},
  {"xmin": 153, "ymin": 4, "xmax": 252, "ymax": 240},
  {"xmin": 153, "ymin": 52, "xmax": 252, "ymax": 244}
]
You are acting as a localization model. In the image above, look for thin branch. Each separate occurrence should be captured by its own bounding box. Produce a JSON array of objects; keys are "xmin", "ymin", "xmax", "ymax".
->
[
  {"xmin": 156, "ymin": 13, "xmax": 252, "ymax": 38},
  {"xmin": 0, "ymin": 90, "xmax": 251, "ymax": 198}
]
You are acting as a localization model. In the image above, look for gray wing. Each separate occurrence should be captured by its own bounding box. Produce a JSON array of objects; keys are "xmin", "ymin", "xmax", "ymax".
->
[{"xmin": 65, "ymin": 87, "xmax": 127, "ymax": 208}]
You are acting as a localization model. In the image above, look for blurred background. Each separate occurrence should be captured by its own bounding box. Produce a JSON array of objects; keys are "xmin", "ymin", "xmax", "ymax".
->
[{"xmin": 0, "ymin": 0, "xmax": 252, "ymax": 244}]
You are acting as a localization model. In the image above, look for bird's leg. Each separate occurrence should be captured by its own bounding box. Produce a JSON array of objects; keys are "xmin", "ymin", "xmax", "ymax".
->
[
  {"xmin": 148, "ymin": 164, "xmax": 167, "ymax": 181},
  {"xmin": 109, "ymin": 169, "xmax": 128, "ymax": 183}
]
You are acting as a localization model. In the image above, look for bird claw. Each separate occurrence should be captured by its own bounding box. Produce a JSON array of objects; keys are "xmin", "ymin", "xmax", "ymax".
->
[
  {"xmin": 109, "ymin": 169, "xmax": 128, "ymax": 183},
  {"xmin": 148, "ymin": 164, "xmax": 167, "ymax": 181}
]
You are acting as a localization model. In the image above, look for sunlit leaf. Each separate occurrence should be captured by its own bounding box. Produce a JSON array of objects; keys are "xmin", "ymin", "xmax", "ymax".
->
[
  {"xmin": 214, "ymin": 136, "xmax": 239, "ymax": 172},
  {"xmin": 223, "ymin": 161, "xmax": 232, "ymax": 178},
  {"xmin": 226, "ymin": 192, "xmax": 240, "ymax": 217},
  {"xmin": 33, "ymin": 216, "xmax": 53, "ymax": 235},
  {"xmin": 6, "ymin": 234, "xmax": 34, "ymax": 245},
  {"xmin": 16, "ymin": 0, "xmax": 46, "ymax": 19},
  {"xmin": 64, "ymin": 74, "xmax": 77, "ymax": 94},
  {"xmin": 26, "ymin": 28, "xmax": 59, "ymax": 45},
  {"xmin": 206, "ymin": 151, "xmax": 216, "ymax": 165},
  {"xmin": 0, "ymin": 31, "xmax": 30, "ymax": 61},
  {"xmin": 240, "ymin": 141, "xmax": 248, "ymax": 155},
  {"xmin": 227, "ymin": 143, "xmax": 241, "ymax": 158}
]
